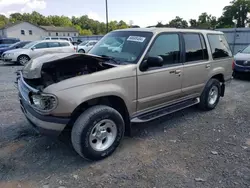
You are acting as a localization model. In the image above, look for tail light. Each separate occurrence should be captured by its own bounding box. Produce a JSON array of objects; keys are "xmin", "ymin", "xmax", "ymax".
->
[
  {"xmin": 74, "ymin": 47, "xmax": 77, "ymax": 52},
  {"xmin": 232, "ymin": 60, "xmax": 235, "ymax": 70}
]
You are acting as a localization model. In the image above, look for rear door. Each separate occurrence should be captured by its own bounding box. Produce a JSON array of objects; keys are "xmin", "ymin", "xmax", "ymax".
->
[
  {"xmin": 181, "ymin": 33, "xmax": 211, "ymax": 98},
  {"xmin": 47, "ymin": 41, "xmax": 61, "ymax": 53},
  {"xmin": 59, "ymin": 42, "xmax": 75, "ymax": 53}
]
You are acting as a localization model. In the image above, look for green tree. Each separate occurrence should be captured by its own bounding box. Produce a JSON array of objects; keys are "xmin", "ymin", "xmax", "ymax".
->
[
  {"xmin": 155, "ymin": 21, "xmax": 165, "ymax": 27},
  {"xmin": 189, "ymin": 19, "xmax": 198, "ymax": 28},
  {"xmin": 0, "ymin": 14, "xmax": 8, "ymax": 28},
  {"xmin": 168, "ymin": 16, "xmax": 188, "ymax": 28},
  {"xmin": 218, "ymin": 0, "xmax": 250, "ymax": 28},
  {"xmin": 9, "ymin": 13, "xmax": 23, "ymax": 23}
]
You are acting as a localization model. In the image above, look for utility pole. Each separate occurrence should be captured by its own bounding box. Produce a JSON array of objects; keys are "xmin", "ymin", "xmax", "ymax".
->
[{"xmin": 105, "ymin": 0, "xmax": 109, "ymax": 33}]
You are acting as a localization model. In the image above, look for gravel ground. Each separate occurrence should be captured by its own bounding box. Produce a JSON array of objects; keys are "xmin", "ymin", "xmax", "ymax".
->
[{"xmin": 0, "ymin": 62, "xmax": 250, "ymax": 188}]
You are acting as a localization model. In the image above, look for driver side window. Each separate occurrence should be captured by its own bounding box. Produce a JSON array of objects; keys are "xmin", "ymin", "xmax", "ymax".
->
[{"xmin": 148, "ymin": 33, "xmax": 180, "ymax": 65}]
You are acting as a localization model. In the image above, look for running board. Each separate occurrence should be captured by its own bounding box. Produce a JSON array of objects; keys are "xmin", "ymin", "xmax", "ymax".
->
[{"xmin": 131, "ymin": 98, "xmax": 200, "ymax": 123}]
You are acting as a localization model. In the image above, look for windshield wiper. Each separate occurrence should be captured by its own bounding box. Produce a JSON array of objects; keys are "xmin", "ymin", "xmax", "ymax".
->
[{"xmin": 99, "ymin": 55, "xmax": 121, "ymax": 65}]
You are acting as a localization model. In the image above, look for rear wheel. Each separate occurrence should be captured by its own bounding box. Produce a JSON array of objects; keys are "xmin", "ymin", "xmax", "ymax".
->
[
  {"xmin": 17, "ymin": 55, "xmax": 30, "ymax": 66},
  {"xmin": 78, "ymin": 49, "xmax": 85, "ymax": 53},
  {"xmin": 199, "ymin": 79, "xmax": 221, "ymax": 111},
  {"xmin": 71, "ymin": 105, "xmax": 125, "ymax": 161}
]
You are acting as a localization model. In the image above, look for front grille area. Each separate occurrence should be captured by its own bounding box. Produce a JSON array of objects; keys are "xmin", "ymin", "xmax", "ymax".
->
[
  {"xmin": 235, "ymin": 60, "xmax": 250, "ymax": 67},
  {"xmin": 18, "ymin": 78, "xmax": 31, "ymax": 102}
]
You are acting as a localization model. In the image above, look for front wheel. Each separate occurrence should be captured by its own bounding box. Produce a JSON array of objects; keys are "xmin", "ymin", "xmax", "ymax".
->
[
  {"xmin": 78, "ymin": 49, "xmax": 85, "ymax": 53},
  {"xmin": 71, "ymin": 105, "xmax": 125, "ymax": 161},
  {"xmin": 199, "ymin": 79, "xmax": 221, "ymax": 111},
  {"xmin": 17, "ymin": 55, "xmax": 30, "ymax": 66}
]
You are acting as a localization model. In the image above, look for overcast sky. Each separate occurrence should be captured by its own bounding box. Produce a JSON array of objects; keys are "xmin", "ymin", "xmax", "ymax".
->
[{"xmin": 0, "ymin": 0, "xmax": 232, "ymax": 27}]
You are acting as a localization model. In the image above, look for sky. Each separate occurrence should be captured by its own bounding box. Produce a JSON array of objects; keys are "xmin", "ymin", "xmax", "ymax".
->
[{"xmin": 0, "ymin": 0, "xmax": 232, "ymax": 27}]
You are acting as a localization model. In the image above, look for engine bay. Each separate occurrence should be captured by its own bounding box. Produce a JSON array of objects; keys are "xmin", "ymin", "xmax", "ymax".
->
[{"xmin": 23, "ymin": 54, "xmax": 115, "ymax": 90}]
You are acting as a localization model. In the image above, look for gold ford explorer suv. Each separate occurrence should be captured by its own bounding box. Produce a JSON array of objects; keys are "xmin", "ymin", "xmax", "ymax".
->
[{"xmin": 17, "ymin": 28, "xmax": 233, "ymax": 161}]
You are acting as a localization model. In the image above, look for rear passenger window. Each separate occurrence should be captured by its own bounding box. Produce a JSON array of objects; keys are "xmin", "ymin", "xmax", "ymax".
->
[
  {"xmin": 60, "ymin": 42, "xmax": 70, "ymax": 47},
  {"xmin": 207, "ymin": 34, "xmax": 232, "ymax": 59},
  {"xmin": 48, "ymin": 42, "xmax": 60, "ymax": 48},
  {"xmin": 183, "ymin": 33, "xmax": 208, "ymax": 62},
  {"xmin": 148, "ymin": 33, "xmax": 180, "ymax": 65}
]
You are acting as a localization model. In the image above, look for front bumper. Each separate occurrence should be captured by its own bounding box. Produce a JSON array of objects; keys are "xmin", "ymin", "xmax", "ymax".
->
[
  {"xmin": 17, "ymin": 72, "xmax": 70, "ymax": 136},
  {"xmin": 234, "ymin": 64, "xmax": 250, "ymax": 73},
  {"xmin": 0, "ymin": 54, "xmax": 14, "ymax": 62}
]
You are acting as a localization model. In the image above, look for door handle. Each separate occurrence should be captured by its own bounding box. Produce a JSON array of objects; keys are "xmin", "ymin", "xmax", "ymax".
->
[
  {"xmin": 206, "ymin": 64, "xmax": 211, "ymax": 68},
  {"xmin": 175, "ymin": 69, "xmax": 182, "ymax": 74}
]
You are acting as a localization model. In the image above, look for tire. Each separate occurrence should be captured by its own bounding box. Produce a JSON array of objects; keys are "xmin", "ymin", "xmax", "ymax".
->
[
  {"xmin": 71, "ymin": 105, "xmax": 125, "ymax": 161},
  {"xmin": 199, "ymin": 79, "xmax": 221, "ymax": 111},
  {"xmin": 17, "ymin": 55, "xmax": 30, "ymax": 66},
  {"xmin": 233, "ymin": 71, "xmax": 239, "ymax": 79},
  {"xmin": 78, "ymin": 49, "xmax": 85, "ymax": 53}
]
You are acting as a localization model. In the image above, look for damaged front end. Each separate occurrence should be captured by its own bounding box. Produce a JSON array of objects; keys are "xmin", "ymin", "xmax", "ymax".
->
[
  {"xmin": 21, "ymin": 53, "xmax": 115, "ymax": 91},
  {"xmin": 17, "ymin": 53, "xmax": 115, "ymax": 115},
  {"xmin": 16, "ymin": 53, "xmax": 117, "ymax": 135}
]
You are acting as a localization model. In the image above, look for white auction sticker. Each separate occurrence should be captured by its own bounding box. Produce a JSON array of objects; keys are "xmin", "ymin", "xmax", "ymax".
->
[{"xmin": 127, "ymin": 36, "xmax": 146, "ymax": 42}]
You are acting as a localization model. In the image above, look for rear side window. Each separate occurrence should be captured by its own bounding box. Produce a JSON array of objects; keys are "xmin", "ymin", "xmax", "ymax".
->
[
  {"xmin": 34, "ymin": 42, "xmax": 48, "ymax": 49},
  {"xmin": 148, "ymin": 33, "xmax": 180, "ymax": 65},
  {"xmin": 60, "ymin": 42, "xmax": 70, "ymax": 47},
  {"xmin": 48, "ymin": 42, "xmax": 60, "ymax": 48},
  {"xmin": 183, "ymin": 33, "xmax": 208, "ymax": 62},
  {"xmin": 207, "ymin": 34, "xmax": 232, "ymax": 59}
]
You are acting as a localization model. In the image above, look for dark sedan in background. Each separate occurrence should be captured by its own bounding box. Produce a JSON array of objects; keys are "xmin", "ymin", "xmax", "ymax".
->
[
  {"xmin": 0, "ymin": 41, "xmax": 31, "ymax": 56},
  {"xmin": 233, "ymin": 45, "xmax": 250, "ymax": 77}
]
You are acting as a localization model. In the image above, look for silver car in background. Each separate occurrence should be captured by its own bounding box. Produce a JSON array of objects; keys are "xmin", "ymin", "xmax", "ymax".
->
[
  {"xmin": 2, "ymin": 40, "xmax": 76, "ymax": 65},
  {"xmin": 77, "ymin": 40, "xmax": 98, "ymax": 53}
]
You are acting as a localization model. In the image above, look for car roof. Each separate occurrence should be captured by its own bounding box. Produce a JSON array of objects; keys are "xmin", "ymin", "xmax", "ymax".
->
[
  {"xmin": 38, "ymin": 40, "xmax": 71, "ymax": 43},
  {"xmin": 114, "ymin": 27, "xmax": 223, "ymax": 35}
]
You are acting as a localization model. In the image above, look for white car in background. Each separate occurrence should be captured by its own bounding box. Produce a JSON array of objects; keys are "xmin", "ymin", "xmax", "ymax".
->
[
  {"xmin": 44, "ymin": 37, "xmax": 73, "ymax": 42},
  {"xmin": 77, "ymin": 40, "xmax": 98, "ymax": 53},
  {"xmin": 2, "ymin": 40, "xmax": 76, "ymax": 65}
]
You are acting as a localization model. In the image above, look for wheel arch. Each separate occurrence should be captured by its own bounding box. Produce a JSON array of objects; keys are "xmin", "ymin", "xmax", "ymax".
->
[{"xmin": 66, "ymin": 95, "xmax": 132, "ymax": 136}]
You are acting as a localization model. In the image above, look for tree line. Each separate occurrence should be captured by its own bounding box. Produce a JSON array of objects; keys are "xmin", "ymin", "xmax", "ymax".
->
[
  {"xmin": 0, "ymin": 0, "xmax": 249, "ymax": 36},
  {"xmin": 155, "ymin": 0, "xmax": 250, "ymax": 29},
  {"xmin": 0, "ymin": 12, "xmax": 129, "ymax": 35}
]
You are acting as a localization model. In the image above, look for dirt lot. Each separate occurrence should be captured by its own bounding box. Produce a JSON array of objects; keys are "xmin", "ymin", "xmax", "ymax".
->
[{"xmin": 0, "ymin": 62, "xmax": 250, "ymax": 188}]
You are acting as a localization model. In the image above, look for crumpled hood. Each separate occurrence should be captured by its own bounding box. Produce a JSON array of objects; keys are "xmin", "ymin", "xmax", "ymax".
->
[
  {"xmin": 22, "ymin": 53, "xmax": 108, "ymax": 79},
  {"xmin": 234, "ymin": 53, "xmax": 250, "ymax": 61}
]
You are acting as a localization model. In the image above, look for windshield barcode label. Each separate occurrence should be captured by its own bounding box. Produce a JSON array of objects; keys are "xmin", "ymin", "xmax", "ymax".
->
[{"xmin": 127, "ymin": 36, "xmax": 146, "ymax": 43}]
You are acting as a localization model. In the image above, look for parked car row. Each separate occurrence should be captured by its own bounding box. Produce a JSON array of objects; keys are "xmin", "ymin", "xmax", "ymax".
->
[
  {"xmin": 1, "ymin": 40, "xmax": 76, "ymax": 65},
  {"xmin": 0, "ymin": 38, "xmax": 20, "ymax": 48}
]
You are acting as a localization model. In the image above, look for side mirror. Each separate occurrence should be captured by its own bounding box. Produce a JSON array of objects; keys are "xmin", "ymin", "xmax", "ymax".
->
[
  {"xmin": 31, "ymin": 47, "xmax": 35, "ymax": 51},
  {"xmin": 15, "ymin": 46, "xmax": 19, "ymax": 49},
  {"xmin": 238, "ymin": 49, "xmax": 242, "ymax": 53},
  {"xmin": 140, "ymin": 56, "xmax": 163, "ymax": 71}
]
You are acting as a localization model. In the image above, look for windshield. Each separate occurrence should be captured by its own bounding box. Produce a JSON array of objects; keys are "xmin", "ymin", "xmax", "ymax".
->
[
  {"xmin": 89, "ymin": 31, "xmax": 153, "ymax": 63},
  {"xmin": 22, "ymin": 41, "xmax": 38, "ymax": 49},
  {"xmin": 80, "ymin": 41, "xmax": 89, "ymax": 46},
  {"xmin": 8, "ymin": 42, "xmax": 20, "ymax": 48},
  {"xmin": 241, "ymin": 45, "xmax": 250, "ymax": 54}
]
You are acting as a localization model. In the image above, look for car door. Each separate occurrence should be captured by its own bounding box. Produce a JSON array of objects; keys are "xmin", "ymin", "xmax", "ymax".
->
[
  {"xmin": 30, "ymin": 42, "xmax": 49, "ymax": 58},
  {"xmin": 137, "ymin": 33, "xmax": 183, "ymax": 112},
  {"xmin": 47, "ymin": 42, "xmax": 61, "ymax": 53},
  {"xmin": 181, "ymin": 33, "xmax": 211, "ymax": 98}
]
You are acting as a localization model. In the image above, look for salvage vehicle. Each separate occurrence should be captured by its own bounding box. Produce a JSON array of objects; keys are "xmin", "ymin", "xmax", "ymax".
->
[
  {"xmin": 233, "ymin": 45, "xmax": 250, "ymax": 77},
  {"xmin": 17, "ymin": 28, "xmax": 233, "ymax": 161}
]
